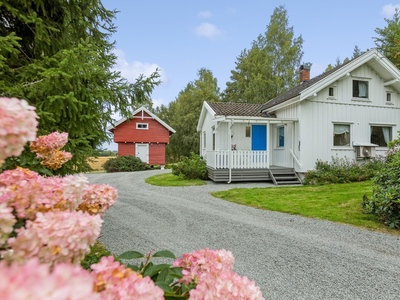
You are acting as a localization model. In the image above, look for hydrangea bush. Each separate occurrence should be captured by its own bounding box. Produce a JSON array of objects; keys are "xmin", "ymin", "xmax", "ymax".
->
[{"xmin": 0, "ymin": 97, "xmax": 264, "ymax": 299}]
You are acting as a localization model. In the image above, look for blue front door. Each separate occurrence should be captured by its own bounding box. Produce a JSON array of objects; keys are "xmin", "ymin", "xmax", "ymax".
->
[{"xmin": 252, "ymin": 125, "xmax": 267, "ymax": 150}]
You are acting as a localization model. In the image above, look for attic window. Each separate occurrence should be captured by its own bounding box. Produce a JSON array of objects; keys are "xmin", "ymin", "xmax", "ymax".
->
[
  {"xmin": 387, "ymin": 93, "xmax": 392, "ymax": 102},
  {"xmin": 136, "ymin": 123, "xmax": 148, "ymax": 130},
  {"xmin": 329, "ymin": 87, "xmax": 334, "ymax": 97},
  {"xmin": 353, "ymin": 80, "xmax": 369, "ymax": 98}
]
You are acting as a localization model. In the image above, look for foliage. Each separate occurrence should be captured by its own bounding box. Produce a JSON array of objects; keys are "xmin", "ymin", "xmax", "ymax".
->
[
  {"xmin": 303, "ymin": 156, "xmax": 384, "ymax": 185},
  {"xmin": 102, "ymin": 155, "xmax": 147, "ymax": 173},
  {"xmin": 145, "ymin": 173, "xmax": 206, "ymax": 186},
  {"xmin": 363, "ymin": 134, "xmax": 400, "ymax": 228},
  {"xmin": 91, "ymin": 148, "xmax": 118, "ymax": 157},
  {"xmin": 154, "ymin": 69, "xmax": 220, "ymax": 161},
  {"xmin": 0, "ymin": 0, "xmax": 160, "ymax": 175},
  {"xmin": 324, "ymin": 46, "xmax": 362, "ymax": 72},
  {"xmin": 164, "ymin": 164, "xmax": 175, "ymax": 169},
  {"xmin": 222, "ymin": 5, "xmax": 303, "ymax": 103},
  {"xmin": 374, "ymin": 9, "xmax": 400, "ymax": 69},
  {"xmin": 172, "ymin": 153, "xmax": 208, "ymax": 180},
  {"xmin": 212, "ymin": 181, "xmax": 398, "ymax": 234},
  {"xmin": 80, "ymin": 241, "xmax": 115, "ymax": 270}
]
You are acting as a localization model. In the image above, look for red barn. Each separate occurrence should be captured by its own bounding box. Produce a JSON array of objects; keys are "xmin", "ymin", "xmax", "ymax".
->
[{"xmin": 107, "ymin": 107, "xmax": 175, "ymax": 165}]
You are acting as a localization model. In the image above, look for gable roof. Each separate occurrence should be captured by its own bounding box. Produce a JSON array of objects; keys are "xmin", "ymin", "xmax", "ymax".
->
[
  {"xmin": 261, "ymin": 49, "xmax": 400, "ymax": 111},
  {"xmin": 207, "ymin": 102, "xmax": 264, "ymax": 117},
  {"xmin": 107, "ymin": 106, "xmax": 176, "ymax": 133}
]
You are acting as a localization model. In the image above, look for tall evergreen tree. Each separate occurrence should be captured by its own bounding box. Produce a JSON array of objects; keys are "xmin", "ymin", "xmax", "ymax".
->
[
  {"xmin": 223, "ymin": 6, "xmax": 303, "ymax": 103},
  {"xmin": 0, "ymin": 0, "xmax": 160, "ymax": 174},
  {"xmin": 158, "ymin": 69, "xmax": 220, "ymax": 161}
]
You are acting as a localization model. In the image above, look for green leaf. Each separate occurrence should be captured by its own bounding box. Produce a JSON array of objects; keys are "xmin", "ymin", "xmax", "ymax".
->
[
  {"xmin": 126, "ymin": 264, "xmax": 139, "ymax": 272},
  {"xmin": 38, "ymin": 167, "xmax": 53, "ymax": 176},
  {"xmin": 117, "ymin": 251, "xmax": 145, "ymax": 260},
  {"xmin": 163, "ymin": 293, "xmax": 188, "ymax": 299},
  {"xmin": 155, "ymin": 282, "xmax": 173, "ymax": 293},
  {"xmin": 152, "ymin": 250, "xmax": 176, "ymax": 260},
  {"xmin": 156, "ymin": 267, "xmax": 169, "ymax": 283},
  {"xmin": 143, "ymin": 264, "xmax": 171, "ymax": 278}
]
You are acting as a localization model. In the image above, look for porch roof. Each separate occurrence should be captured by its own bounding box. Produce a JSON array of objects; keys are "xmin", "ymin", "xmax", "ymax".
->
[{"xmin": 207, "ymin": 102, "xmax": 264, "ymax": 117}]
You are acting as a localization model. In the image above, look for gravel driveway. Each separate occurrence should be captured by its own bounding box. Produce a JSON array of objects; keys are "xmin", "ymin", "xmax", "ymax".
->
[{"xmin": 86, "ymin": 170, "xmax": 400, "ymax": 300}]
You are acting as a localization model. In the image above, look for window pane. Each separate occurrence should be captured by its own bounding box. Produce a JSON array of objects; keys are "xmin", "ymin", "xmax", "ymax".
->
[
  {"xmin": 329, "ymin": 87, "xmax": 334, "ymax": 96},
  {"xmin": 245, "ymin": 126, "xmax": 251, "ymax": 137},
  {"xmin": 333, "ymin": 124, "xmax": 350, "ymax": 146},
  {"xmin": 203, "ymin": 132, "xmax": 206, "ymax": 148},
  {"xmin": 213, "ymin": 133, "xmax": 215, "ymax": 150},
  {"xmin": 371, "ymin": 126, "xmax": 392, "ymax": 147},
  {"xmin": 278, "ymin": 127, "xmax": 284, "ymax": 147},
  {"xmin": 387, "ymin": 93, "xmax": 391, "ymax": 102},
  {"xmin": 353, "ymin": 80, "xmax": 368, "ymax": 98}
]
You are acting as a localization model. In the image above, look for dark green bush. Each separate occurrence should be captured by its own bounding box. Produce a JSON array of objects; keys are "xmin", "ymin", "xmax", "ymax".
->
[
  {"xmin": 304, "ymin": 156, "xmax": 384, "ymax": 185},
  {"xmin": 81, "ymin": 241, "xmax": 115, "ymax": 270},
  {"xmin": 164, "ymin": 164, "xmax": 174, "ymax": 169},
  {"xmin": 102, "ymin": 155, "xmax": 147, "ymax": 173},
  {"xmin": 172, "ymin": 153, "xmax": 207, "ymax": 180},
  {"xmin": 363, "ymin": 136, "xmax": 400, "ymax": 228}
]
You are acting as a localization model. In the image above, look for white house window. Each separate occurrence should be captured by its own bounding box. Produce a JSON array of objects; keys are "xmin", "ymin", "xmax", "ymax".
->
[
  {"xmin": 371, "ymin": 126, "xmax": 392, "ymax": 147},
  {"xmin": 387, "ymin": 92, "xmax": 392, "ymax": 102},
  {"xmin": 353, "ymin": 80, "xmax": 369, "ymax": 98},
  {"xmin": 329, "ymin": 87, "xmax": 334, "ymax": 97},
  {"xmin": 212, "ymin": 127, "xmax": 215, "ymax": 150},
  {"xmin": 277, "ymin": 126, "xmax": 284, "ymax": 147},
  {"xmin": 333, "ymin": 124, "xmax": 350, "ymax": 146},
  {"xmin": 136, "ymin": 123, "xmax": 148, "ymax": 130},
  {"xmin": 203, "ymin": 131, "xmax": 206, "ymax": 148},
  {"xmin": 245, "ymin": 126, "xmax": 251, "ymax": 137}
]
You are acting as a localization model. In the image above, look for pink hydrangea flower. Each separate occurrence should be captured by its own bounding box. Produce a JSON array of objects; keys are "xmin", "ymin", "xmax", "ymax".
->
[
  {"xmin": 8, "ymin": 211, "xmax": 102, "ymax": 265},
  {"xmin": 0, "ymin": 97, "xmax": 38, "ymax": 164},
  {"xmin": 173, "ymin": 248, "xmax": 235, "ymax": 284},
  {"xmin": 30, "ymin": 132, "xmax": 72, "ymax": 169},
  {"xmin": 91, "ymin": 256, "xmax": 164, "ymax": 300},
  {"xmin": 0, "ymin": 168, "xmax": 88, "ymax": 219},
  {"xmin": 0, "ymin": 203, "xmax": 16, "ymax": 247},
  {"xmin": 0, "ymin": 258, "xmax": 100, "ymax": 300},
  {"xmin": 79, "ymin": 184, "xmax": 118, "ymax": 215},
  {"xmin": 189, "ymin": 271, "xmax": 265, "ymax": 300},
  {"xmin": 30, "ymin": 131, "xmax": 69, "ymax": 153}
]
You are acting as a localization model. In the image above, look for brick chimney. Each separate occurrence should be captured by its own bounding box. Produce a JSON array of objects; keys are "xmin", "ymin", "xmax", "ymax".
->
[{"xmin": 299, "ymin": 63, "xmax": 312, "ymax": 83}]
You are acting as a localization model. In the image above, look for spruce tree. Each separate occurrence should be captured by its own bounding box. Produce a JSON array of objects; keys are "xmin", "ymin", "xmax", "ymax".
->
[{"xmin": 0, "ymin": 0, "xmax": 160, "ymax": 174}]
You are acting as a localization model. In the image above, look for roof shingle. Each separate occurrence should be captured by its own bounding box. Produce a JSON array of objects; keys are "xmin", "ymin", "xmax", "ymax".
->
[{"xmin": 207, "ymin": 102, "xmax": 264, "ymax": 117}]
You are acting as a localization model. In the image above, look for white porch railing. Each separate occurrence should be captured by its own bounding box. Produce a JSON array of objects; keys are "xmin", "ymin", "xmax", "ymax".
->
[{"xmin": 206, "ymin": 150, "xmax": 268, "ymax": 169}]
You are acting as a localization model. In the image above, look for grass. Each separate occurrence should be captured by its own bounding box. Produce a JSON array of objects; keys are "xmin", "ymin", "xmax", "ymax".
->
[
  {"xmin": 212, "ymin": 181, "xmax": 399, "ymax": 235},
  {"xmin": 145, "ymin": 173, "xmax": 206, "ymax": 186}
]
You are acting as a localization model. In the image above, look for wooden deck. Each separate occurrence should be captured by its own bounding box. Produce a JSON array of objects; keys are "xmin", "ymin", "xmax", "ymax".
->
[{"xmin": 207, "ymin": 165, "xmax": 300, "ymax": 184}]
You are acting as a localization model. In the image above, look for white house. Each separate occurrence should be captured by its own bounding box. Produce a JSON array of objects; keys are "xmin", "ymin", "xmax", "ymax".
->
[{"xmin": 197, "ymin": 49, "xmax": 400, "ymax": 184}]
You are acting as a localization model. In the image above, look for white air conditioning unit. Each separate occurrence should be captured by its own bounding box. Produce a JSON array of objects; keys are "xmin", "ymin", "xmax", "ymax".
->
[{"xmin": 353, "ymin": 142, "xmax": 378, "ymax": 159}]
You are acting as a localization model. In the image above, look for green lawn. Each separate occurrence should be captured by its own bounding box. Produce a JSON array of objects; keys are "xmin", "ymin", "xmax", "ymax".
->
[
  {"xmin": 145, "ymin": 173, "xmax": 206, "ymax": 186},
  {"xmin": 212, "ymin": 181, "xmax": 399, "ymax": 235}
]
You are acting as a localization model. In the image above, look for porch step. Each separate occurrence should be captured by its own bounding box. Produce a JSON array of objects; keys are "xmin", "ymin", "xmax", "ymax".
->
[{"xmin": 269, "ymin": 168, "xmax": 302, "ymax": 186}]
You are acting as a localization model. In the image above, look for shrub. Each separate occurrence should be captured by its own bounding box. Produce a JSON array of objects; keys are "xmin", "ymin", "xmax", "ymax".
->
[
  {"xmin": 102, "ymin": 155, "xmax": 147, "ymax": 173},
  {"xmin": 164, "ymin": 164, "xmax": 174, "ymax": 169},
  {"xmin": 303, "ymin": 155, "xmax": 384, "ymax": 185},
  {"xmin": 363, "ymin": 134, "xmax": 400, "ymax": 228},
  {"xmin": 172, "ymin": 153, "xmax": 208, "ymax": 180}
]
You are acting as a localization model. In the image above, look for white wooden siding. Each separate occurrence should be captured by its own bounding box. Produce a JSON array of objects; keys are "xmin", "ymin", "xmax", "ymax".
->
[{"xmin": 275, "ymin": 102, "xmax": 299, "ymax": 119}]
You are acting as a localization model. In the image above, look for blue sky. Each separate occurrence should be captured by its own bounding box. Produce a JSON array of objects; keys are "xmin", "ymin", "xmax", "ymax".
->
[{"xmin": 102, "ymin": 0, "xmax": 399, "ymax": 150}]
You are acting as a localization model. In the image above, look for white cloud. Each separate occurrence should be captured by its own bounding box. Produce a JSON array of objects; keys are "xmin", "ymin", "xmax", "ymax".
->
[
  {"xmin": 194, "ymin": 23, "xmax": 224, "ymax": 40},
  {"xmin": 152, "ymin": 97, "xmax": 168, "ymax": 109},
  {"xmin": 113, "ymin": 49, "xmax": 168, "ymax": 84},
  {"xmin": 198, "ymin": 11, "xmax": 212, "ymax": 18},
  {"xmin": 382, "ymin": 4, "xmax": 400, "ymax": 17}
]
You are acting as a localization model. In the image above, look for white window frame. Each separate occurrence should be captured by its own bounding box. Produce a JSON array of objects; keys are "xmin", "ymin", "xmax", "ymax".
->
[
  {"xmin": 276, "ymin": 126, "xmax": 285, "ymax": 148},
  {"xmin": 351, "ymin": 77, "xmax": 371, "ymax": 102},
  {"xmin": 136, "ymin": 123, "xmax": 149, "ymax": 130},
  {"xmin": 386, "ymin": 91, "xmax": 394, "ymax": 105},
  {"xmin": 327, "ymin": 85, "xmax": 337, "ymax": 100},
  {"xmin": 370, "ymin": 124, "xmax": 393, "ymax": 148},
  {"xmin": 332, "ymin": 122, "xmax": 352, "ymax": 149}
]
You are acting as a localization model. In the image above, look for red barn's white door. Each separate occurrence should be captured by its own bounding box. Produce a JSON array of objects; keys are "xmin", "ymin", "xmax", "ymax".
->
[{"xmin": 136, "ymin": 144, "xmax": 149, "ymax": 164}]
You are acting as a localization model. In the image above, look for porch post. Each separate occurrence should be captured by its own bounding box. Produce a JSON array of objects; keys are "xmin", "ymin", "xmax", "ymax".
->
[
  {"xmin": 267, "ymin": 122, "xmax": 271, "ymax": 168},
  {"xmin": 228, "ymin": 120, "xmax": 232, "ymax": 183}
]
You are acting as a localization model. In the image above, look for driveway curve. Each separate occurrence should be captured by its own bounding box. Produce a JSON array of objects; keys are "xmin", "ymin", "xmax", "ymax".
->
[{"xmin": 86, "ymin": 170, "xmax": 400, "ymax": 300}]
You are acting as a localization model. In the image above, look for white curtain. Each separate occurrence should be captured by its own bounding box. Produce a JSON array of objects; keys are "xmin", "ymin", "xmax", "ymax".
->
[
  {"xmin": 334, "ymin": 125, "xmax": 350, "ymax": 134},
  {"xmin": 382, "ymin": 127, "xmax": 390, "ymax": 144},
  {"xmin": 358, "ymin": 81, "xmax": 367, "ymax": 97}
]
